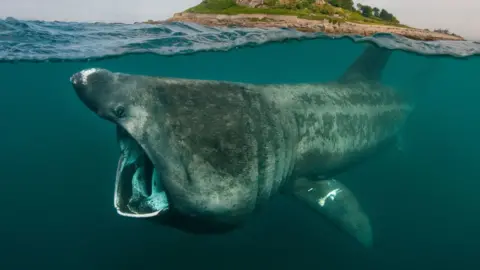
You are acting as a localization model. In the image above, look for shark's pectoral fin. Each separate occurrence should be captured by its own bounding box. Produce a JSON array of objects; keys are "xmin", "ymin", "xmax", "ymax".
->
[{"xmin": 292, "ymin": 178, "xmax": 372, "ymax": 248}]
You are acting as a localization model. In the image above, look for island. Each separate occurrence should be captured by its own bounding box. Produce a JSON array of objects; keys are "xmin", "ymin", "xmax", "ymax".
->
[{"xmin": 147, "ymin": 0, "xmax": 464, "ymax": 41}]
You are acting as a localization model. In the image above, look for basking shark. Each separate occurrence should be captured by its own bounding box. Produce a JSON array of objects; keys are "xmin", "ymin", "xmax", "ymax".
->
[{"xmin": 70, "ymin": 45, "xmax": 414, "ymax": 247}]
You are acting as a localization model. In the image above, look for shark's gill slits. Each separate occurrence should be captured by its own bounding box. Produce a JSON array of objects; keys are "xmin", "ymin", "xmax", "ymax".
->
[
  {"xmin": 143, "ymin": 155, "xmax": 154, "ymax": 197},
  {"xmin": 116, "ymin": 157, "xmax": 135, "ymax": 212},
  {"xmin": 114, "ymin": 126, "xmax": 169, "ymax": 218}
]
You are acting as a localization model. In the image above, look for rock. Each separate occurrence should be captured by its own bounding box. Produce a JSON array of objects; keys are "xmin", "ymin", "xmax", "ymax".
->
[
  {"xmin": 165, "ymin": 12, "xmax": 465, "ymax": 41},
  {"xmin": 278, "ymin": 0, "xmax": 297, "ymax": 5},
  {"xmin": 236, "ymin": 0, "xmax": 264, "ymax": 8},
  {"xmin": 315, "ymin": 0, "xmax": 326, "ymax": 5}
]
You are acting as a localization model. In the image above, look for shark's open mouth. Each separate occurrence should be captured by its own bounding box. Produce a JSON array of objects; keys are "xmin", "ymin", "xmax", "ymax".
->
[{"xmin": 114, "ymin": 126, "xmax": 169, "ymax": 218}]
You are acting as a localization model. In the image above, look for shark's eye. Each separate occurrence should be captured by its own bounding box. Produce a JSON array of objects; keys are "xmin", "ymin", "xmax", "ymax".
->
[{"xmin": 113, "ymin": 106, "xmax": 126, "ymax": 118}]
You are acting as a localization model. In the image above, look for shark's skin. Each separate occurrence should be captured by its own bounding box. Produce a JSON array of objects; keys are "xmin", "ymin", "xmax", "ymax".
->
[{"xmin": 70, "ymin": 45, "xmax": 413, "ymax": 247}]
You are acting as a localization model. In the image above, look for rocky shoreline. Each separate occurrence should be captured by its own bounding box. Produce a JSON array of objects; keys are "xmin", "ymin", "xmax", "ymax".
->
[{"xmin": 159, "ymin": 12, "xmax": 464, "ymax": 41}]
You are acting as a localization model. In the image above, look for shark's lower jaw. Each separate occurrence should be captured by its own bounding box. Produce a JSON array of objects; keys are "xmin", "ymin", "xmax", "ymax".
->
[{"xmin": 114, "ymin": 126, "xmax": 169, "ymax": 218}]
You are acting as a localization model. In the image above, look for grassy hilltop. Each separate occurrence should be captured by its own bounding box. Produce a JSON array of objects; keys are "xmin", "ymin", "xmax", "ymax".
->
[
  {"xmin": 186, "ymin": 0, "xmax": 404, "ymax": 26},
  {"xmin": 159, "ymin": 0, "xmax": 464, "ymax": 41}
]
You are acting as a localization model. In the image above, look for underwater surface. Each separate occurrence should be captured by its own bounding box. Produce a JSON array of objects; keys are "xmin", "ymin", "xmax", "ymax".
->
[{"xmin": 1, "ymin": 17, "xmax": 480, "ymax": 270}]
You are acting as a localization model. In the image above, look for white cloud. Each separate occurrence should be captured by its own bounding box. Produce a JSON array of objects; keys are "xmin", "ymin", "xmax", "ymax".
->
[{"xmin": 1, "ymin": 0, "xmax": 478, "ymax": 39}]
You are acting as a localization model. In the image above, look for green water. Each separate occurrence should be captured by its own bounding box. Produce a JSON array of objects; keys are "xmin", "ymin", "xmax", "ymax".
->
[{"xmin": 1, "ymin": 37, "xmax": 479, "ymax": 270}]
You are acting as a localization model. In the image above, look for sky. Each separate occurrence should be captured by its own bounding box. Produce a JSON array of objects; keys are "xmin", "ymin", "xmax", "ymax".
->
[{"xmin": 0, "ymin": 0, "xmax": 478, "ymax": 39}]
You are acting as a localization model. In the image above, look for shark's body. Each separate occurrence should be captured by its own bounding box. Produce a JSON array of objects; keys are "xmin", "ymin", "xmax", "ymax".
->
[
  {"xmin": 70, "ymin": 45, "xmax": 414, "ymax": 247},
  {"xmin": 261, "ymin": 80, "xmax": 411, "ymax": 181}
]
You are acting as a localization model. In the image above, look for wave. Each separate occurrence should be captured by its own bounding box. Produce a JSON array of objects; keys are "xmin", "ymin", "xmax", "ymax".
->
[{"xmin": 1, "ymin": 17, "xmax": 479, "ymax": 62}]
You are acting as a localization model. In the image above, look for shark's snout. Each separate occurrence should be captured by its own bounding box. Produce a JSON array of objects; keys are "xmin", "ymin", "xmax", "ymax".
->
[
  {"xmin": 70, "ymin": 68, "xmax": 115, "ymax": 118},
  {"xmin": 70, "ymin": 71, "xmax": 83, "ymax": 86},
  {"xmin": 70, "ymin": 68, "xmax": 103, "ymax": 89},
  {"xmin": 70, "ymin": 71, "xmax": 87, "ymax": 98}
]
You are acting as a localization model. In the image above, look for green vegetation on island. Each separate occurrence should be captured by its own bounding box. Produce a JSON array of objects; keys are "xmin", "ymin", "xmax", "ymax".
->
[{"xmin": 187, "ymin": 0, "xmax": 404, "ymax": 26}]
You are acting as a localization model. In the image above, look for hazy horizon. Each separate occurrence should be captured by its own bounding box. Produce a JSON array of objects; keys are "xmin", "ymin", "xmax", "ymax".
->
[{"xmin": 1, "ymin": 0, "xmax": 478, "ymax": 40}]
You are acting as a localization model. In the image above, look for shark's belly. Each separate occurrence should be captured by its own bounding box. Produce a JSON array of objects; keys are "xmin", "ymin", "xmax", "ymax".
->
[{"xmin": 292, "ymin": 93, "xmax": 412, "ymax": 178}]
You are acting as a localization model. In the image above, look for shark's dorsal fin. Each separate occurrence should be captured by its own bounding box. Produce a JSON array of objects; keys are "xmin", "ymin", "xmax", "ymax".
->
[{"xmin": 338, "ymin": 44, "xmax": 392, "ymax": 84}]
